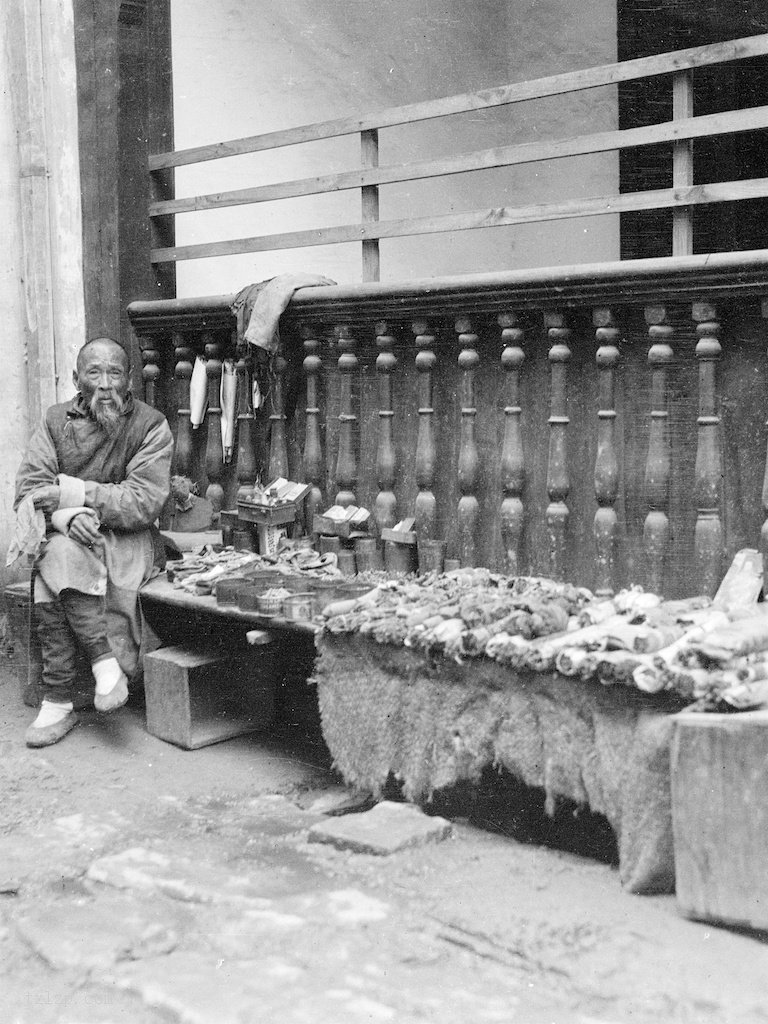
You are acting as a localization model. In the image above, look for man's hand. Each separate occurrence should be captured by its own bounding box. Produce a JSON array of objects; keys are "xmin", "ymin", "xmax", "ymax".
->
[
  {"xmin": 31, "ymin": 485, "xmax": 61, "ymax": 516},
  {"xmin": 67, "ymin": 510, "xmax": 102, "ymax": 548}
]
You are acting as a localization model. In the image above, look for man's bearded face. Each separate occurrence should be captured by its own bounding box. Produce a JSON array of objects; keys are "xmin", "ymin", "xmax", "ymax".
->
[{"xmin": 75, "ymin": 341, "xmax": 130, "ymax": 436}]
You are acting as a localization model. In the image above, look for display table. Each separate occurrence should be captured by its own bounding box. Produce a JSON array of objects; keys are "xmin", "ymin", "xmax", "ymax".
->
[{"xmin": 314, "ymin": 632, "xmax": 687, "ymax": 894}]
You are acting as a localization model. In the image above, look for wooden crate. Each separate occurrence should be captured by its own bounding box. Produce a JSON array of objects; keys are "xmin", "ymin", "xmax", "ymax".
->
[
  {"xmin": 144, "ymin": 644, "xmax": 276, "ymax": 749},
  {"xmin": 671, "ymin": 710, "xmax": 768, "ymax": 931}
]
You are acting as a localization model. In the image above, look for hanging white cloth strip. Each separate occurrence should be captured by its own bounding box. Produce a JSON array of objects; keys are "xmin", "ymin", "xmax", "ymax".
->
[
  {"xmin": 189, "ymin": 356, "xmax": 208, "ymax": 429},
  {"xmin": 220, "ymin": 358, "xmax": 237, "ymax": 463}
]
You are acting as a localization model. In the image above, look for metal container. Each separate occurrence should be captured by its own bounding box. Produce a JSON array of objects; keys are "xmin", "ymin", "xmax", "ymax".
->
[
  {"xmin": 418, "ymin": 539, "xmax": 446, "ymax": 574},
  {"xmin": 444, "ymin": 558, "xmax": 462, "ymax": 572},
  {"xmin": 282, "ymin": 592, "xmax": 315, "ymax": 621},
  {"xmin": 384, "ymin": 541, "xmax": 416, "ymax": 575},
  {"xmin": 306, "ymin": 577, "xmax": 341, "ymax": 613},
  {"xmin": 256, "ymin": 592, "xmax": 285, "ymax": 616},
  {"xmin": 354, "ymin": 536, "xmax": 382, "ymax": 573},
  {"xmin": 215, "ymin": 575, "xmax": 246, "ymax": 607}
]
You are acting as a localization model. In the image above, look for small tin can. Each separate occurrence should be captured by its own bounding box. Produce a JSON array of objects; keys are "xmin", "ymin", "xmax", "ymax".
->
[{"xmin": 282, "ymin": 592, "xmax": 315, "ymax": 621}]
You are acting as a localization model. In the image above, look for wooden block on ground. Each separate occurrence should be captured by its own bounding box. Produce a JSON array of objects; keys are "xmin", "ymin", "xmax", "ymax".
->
[
  {"xmin": 671, "ymin": 710, "xmax": 768, "ymax": 930},
  {"xmin": 144, "ymin": 645, "xmax": 276, "ymax": 749}
]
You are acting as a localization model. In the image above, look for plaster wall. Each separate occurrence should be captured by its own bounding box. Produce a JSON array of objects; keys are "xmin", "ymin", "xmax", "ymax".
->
[
  {"xmin": 0, "ymin": 0, "xmax": 85, "ymax": 577},
  {"xmin": 172, "ymin": 0, "xmax": 619, "ymax": 297}
]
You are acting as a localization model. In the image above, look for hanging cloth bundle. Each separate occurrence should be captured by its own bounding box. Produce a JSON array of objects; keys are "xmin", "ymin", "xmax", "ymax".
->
[
  {"xmin": 189, "ymin": 355, "xmax": 208, "ymax": 429},
  {"xmin": 220, "ymin": 358, "xmax": 237, "ymax": 463}
]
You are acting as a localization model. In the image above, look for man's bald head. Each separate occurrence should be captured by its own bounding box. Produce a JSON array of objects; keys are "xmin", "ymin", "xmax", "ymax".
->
[{"xmin": 76, "ymin": 338, "xmax": 129, "ymax": 375}]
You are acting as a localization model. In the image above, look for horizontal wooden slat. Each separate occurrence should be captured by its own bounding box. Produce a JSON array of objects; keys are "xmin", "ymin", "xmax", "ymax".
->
[
  {"xmin": 150, "ymin": 177, "xmax": 768, "ymax": 263},
  {"xmin": 149, "ymin": 35, "xmax": 768, "ymax": 171},
  {"xmin": 151, "ymin": 105, "xmax": 768, "ymax": 217}
]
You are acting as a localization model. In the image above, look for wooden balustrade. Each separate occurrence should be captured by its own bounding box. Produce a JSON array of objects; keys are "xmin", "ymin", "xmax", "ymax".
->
[
  {"xmin": 499, "ymin": 313, "xmax": 525, "ymax": 575},
  {"xmin": 593, "ymin": 308, "xmax": 621, "ymax": 596},
  {"xmin": 374, "ymin": 322, "xmax": 397, "ymax": 535},
  {"xmin": 545, "ymin": 312, "xmax": 571, "ymax": 581},
  {"xmin": 413, "ymin": 320, "xmax": 437, "ymax": 544},
  {"xmin": 128, "ymin": 251, "xmax": 768, "ymax": 599}
]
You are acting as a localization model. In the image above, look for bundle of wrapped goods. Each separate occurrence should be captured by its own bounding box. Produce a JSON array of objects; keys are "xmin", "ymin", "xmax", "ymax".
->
[{"xmin": 320, "ymin": 570, "xmax": 768, "ymax": 707}]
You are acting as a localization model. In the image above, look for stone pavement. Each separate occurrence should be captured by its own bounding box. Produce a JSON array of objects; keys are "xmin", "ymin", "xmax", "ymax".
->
[{"xmin": 1, "ymin": 662, "xmax": 768, "ymax": 1024}]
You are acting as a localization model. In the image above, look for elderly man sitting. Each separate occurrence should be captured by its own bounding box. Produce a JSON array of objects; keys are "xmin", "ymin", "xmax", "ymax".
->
[{"xmin": 13, "ymin": 337, "xmax": 173, "ymax": 747}]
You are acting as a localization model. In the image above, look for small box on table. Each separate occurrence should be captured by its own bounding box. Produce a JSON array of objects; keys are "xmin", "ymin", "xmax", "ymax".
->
[{"xmin": 144, "ymin": 644, "xmax": 276, "ymax": 749}]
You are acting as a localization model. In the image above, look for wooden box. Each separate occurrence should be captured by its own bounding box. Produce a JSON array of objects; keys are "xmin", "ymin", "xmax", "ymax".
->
[
  {"xmin": 237, "ymin": 501, "xmax": 298, "ymax": 527},
  {"xmin": 143, "ymin": 644, "xmax": 276, "ymax": 749},
  {"xmin": 671, "ymin": 710, "xmax": 768, "ymax": 931}
]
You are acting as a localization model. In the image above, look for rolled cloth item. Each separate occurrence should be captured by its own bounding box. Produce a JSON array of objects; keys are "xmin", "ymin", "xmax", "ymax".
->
[
  {"xmin": 6, "ymin": 493, "xmax": 46, "ymax": 566},
  {"xmin": 190, "ymin": 356, "xmax": 208, "ymax": 428},
  {"xmin": 220, "ymin": 358, "xmax": 237, "ymax": 462},
  {"xmin": 687, "ymin": 607, "xmax": 768, "ymax": 664}
]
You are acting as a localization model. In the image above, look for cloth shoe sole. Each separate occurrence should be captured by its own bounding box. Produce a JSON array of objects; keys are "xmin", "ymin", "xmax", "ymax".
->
[
  {"xmin": 94, "ymin": 676, "xmax": 129, "ymax": 713},
  {"xmin": 25, "ymin": 711, "xmax": 79, "ymax": 748}
]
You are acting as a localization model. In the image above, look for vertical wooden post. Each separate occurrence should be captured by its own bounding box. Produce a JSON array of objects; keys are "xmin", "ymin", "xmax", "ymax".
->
[
  {"xmin": 593, "ymin": 308, "xmax": 621, "ymax": 596},
  {"xmin": 499, "ymin": 313, "xmax": 525, "ymax": 575},
  {"xmin": 374, "ymin": 322, "xmax": 398, "ymax": 534},
  {"xmin": 361, "ymin": 129, "xmax": 380, "ymax": 283},
  {"xmin": 643, "ymin": 307, "xmax": 673, "ymax": 594},
  {"xmin": 693, "ymin": 302, "xmax": 723, "ymax": 596},
  {"xmin": 302, "ymin": 328, "xmax": 324, "ymax": 532},
  {"xmin": 456, "ymin": 317, "xmax": 480, "ymax": 567},
  {"xmin": 545, "ymin": 312, "xmax": 571, "ymax": 581},
  {"xmin": 235, "ymin": 354, "xmax": 257, "ymax": 501},
  {"xmin": 335, "ymin": 326, "xmax": 358, "ymax": 507},
  {"xmin": 172, "ymin": 333, "xmax": 194, "ymax": 479},
  {"xmin": 140, "ymin": 339, "xmax": 161, "ymax": 409},
  {"xmin": 672, "ymin": 70, "xmax": 694, "ymax": 257},
  {"xmin": 761, "ymin": 300, "xmax": 768, "ymax": 572},
  {"xmin": 413, "ymin": 320, "xmax": 437, "ymax": 543},
  {"xmin": 268, "ymin": 351, "xmax": 289, "ymax": 481},
  {"xmin": 203, "ymin": 336, "xmax": 224, "ymax": 517}
]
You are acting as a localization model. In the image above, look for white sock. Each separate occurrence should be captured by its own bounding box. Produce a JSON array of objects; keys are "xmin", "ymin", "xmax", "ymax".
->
[
  {"xmin": 33, "ymin": 700, "xmax": 74, "ymax": 728},
  {"xmin": 91, "ymin": 656, "xmax": 127, "ymax": 696}
]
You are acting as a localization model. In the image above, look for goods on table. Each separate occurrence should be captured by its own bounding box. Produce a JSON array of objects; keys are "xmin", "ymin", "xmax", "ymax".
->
[{"xmin": 320, "ymin": 569, "xmax": 768, "ymax": 708}]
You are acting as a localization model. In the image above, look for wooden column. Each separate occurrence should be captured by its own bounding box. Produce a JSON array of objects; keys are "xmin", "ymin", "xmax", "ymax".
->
[
  {"xmin": 172, "ymin": 333, "xmax": 194, "ymax": 479},
  {"xmin": 761, "ymin": 300, "xmax": 768, "ymax": 570},
  {"xmin": 140, "ymin": 339, "xmax": 160, "ymax": 408},
  {"xmin": 335, "ymin": 326, "xmax": 358, "ymax": 508},
  {"xmin": 302, "ymin": 328, "xmax": 324, "ymax": 532},
  {"xmin": 593, "ymin": 309, "xmax": 621, "ymax": 596},
  {"xmin": 235, "ymin": 355, "xmax": 257, "ymax": 501},
  {"xmin": 499, "ymin": 313, "xmax": 525, "ymax": 574},
  {"xmin": 413, "ymin": 321, "xmax": 437, "ymax": 543},
  {"xmin": 643, "ymin": 307, "xmax": 673, "ymax": 594},
  {"xmin": 203, "ymin": 336, "xmax": 224, "ymax": 517},
  {"xmin": 693, "ymin": 302, "xmax": 723, "ymax": 596},
  {"xmin": 545, "ymin": 312, "xmax": 571, "ymax": 581},
  {"xmin": 374, "ymin": 322, "xmax": 397, "ymax": 534},
  {"xmin": 456, "ymin": 317, "xmax": 480, "ymax": 567},
  {"xmin": 268, "ymin": 351, "xmax": 289, "ymax": 481}
]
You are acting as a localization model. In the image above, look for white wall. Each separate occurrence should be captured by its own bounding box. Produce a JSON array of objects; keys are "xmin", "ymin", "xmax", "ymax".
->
[
  {"xmin": 171, "ymin": 0, "xmax": 619, "ymax": 297},
  {"xmin": 0, "ymin": 0, "xmax": 85, "ymax": 578}
]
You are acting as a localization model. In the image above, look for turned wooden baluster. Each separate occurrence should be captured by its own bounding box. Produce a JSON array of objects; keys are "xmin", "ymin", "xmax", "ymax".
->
[
  {"xmin": 268, "ymin": 349, "xmax": 289, "ymax": 481},
  {"xmin": 374, "ymin": 322, "xmax": 397, "ymax": 533},
  {"xmin": 456, "ymin": 317, "xmax": 480, "ymax": 566},
  {"xmin": 172, "ymin": 334, "xmax": 194, "ymax": 479},
  {"xmin": 141, "ymin": 343, "xmax": 161, "ymax": 408},
  {"xmin": 335, "ymin": 326, "xmax": 358, "ymax": 507},
  {"xmin": 235, "ymin": 355, "xmax": 257, "ymax": 501},
  {"xmin": 593, "ymin": 308, "xmax": 621, "ymax": 596},
  {"xmin": 302, "ymin": 328, "xmax": 324, "ymax": 532},
  {"xmin": 761, "ymin": 300, "xmax": 768, "ymax": 568},
  {"xmin": 499, "ymin": 313, "xmax": 525, "ymax": 575},
  {"xmin": 545, "ymin": 312, "xmax": 571, "ymax": 581},
  {"xmin": 643, "ymin": 307, "xmax": 673, "ymax": 594},
  {"xmin": 693, "ymin": 302, "xmax": 723, "ymax": 595},
  {"xmin": 413, "ymin": 320, "xmax": 437, "ymax": 543},
  {"xmin": 203, "ymin": 336, "xmax": 224, "ymax": 517}
]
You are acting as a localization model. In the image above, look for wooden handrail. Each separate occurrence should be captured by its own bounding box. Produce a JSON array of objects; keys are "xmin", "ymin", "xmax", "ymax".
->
[
  {"xmin": 151, "ymin": 177, "xmax": 768, "ymax": 264},
  {"xmin": 150, "ymin": 104, "xmax": 768, "ymax": 218},
  {"xmin": 148, "ymin": 34, "xmax": 768, "ymax": 171},
  {"xmin": 127, "ymin": 248, "xmax": 768, "ymax": 330}
]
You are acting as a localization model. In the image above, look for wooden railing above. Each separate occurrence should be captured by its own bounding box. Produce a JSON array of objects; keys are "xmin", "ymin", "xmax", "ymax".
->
[
  {"xmin": 148, "ymin": 34, "xmax": 768, "ymax": 279},
  {"xmin": 130, "ymin": 250, "xmax": 768, "ymax": 599}
]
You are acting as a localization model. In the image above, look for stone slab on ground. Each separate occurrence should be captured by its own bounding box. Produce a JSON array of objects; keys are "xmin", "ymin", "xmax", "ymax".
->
[
  {"xmin": 307, "ymin": 800, "xmax": 452, "ymax": 855},
  {"xmin": 14, "ymin": 894, "xmax": 188, "ymax": 970},
  {"xmin": 299, "ymin": 784, "xmax": 375, "ymax": 816}
]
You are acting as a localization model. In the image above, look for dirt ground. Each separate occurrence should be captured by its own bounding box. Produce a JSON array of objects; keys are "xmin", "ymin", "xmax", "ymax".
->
[{"xmin": 1, "ymin": 652, "xmax": 767, "ymax": 1024}]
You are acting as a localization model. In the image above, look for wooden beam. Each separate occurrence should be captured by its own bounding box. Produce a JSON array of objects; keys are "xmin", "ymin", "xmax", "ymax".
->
[
  {"xmin": 148, "ymin": 34, "xmax": 768, "ymax": 170},
  {"xmin": 150, "ymin": 177, "xmax": 768, "ymax": 263},
  {"xmin": 672, "ymin": 70, "xmax": 694, "ymax": 257},
  {"xmin": 150, "ymin": 105, "xmax": 768, "ymax": 217}
]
